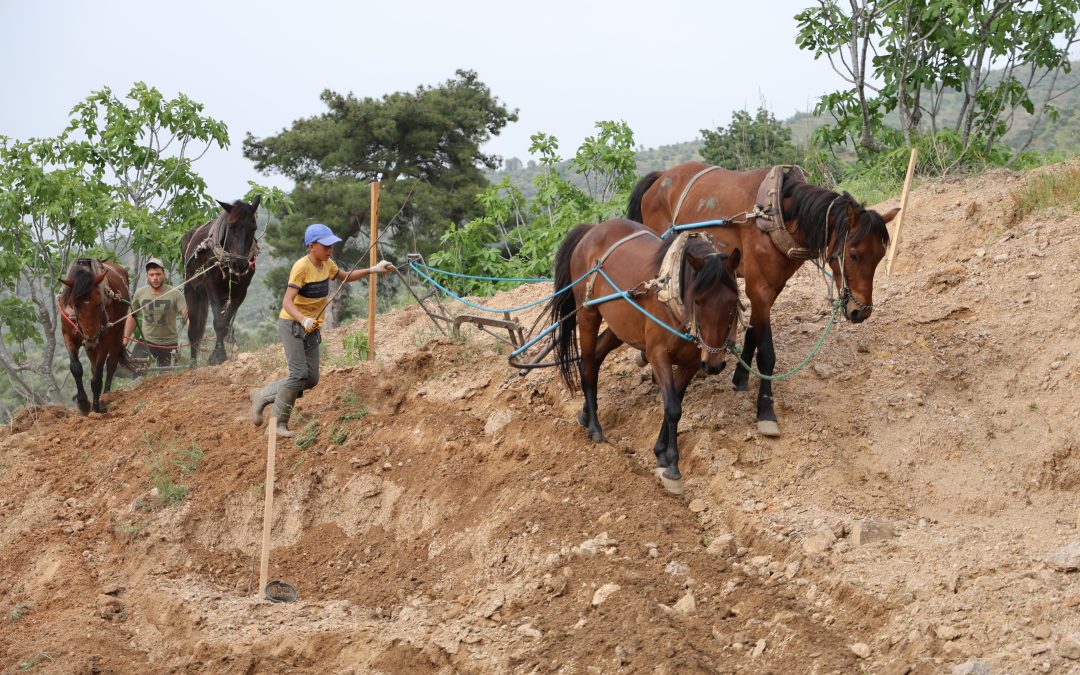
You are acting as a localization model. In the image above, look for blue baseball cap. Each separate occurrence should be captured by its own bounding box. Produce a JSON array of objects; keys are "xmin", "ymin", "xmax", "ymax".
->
[{"xmin": 304, "ymin": 223, "xmax": 342, "ymax": 247}]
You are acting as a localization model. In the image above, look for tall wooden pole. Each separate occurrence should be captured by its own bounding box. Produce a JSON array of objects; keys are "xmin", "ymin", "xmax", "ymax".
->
[
  {"xmin": 885, "ymin": 147, "xmax": 918, "ymax": 278},
  {"xmin": 258, "ymin": 417, "xmax": 278, "ymax": 598},
  {"xmin": 368, "ymin": 181, "xmax": 379, "ymax": 360}
]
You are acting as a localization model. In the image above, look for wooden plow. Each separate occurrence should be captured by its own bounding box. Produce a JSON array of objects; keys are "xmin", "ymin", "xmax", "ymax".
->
[{"xmin": 395, "ymin": 254, "xmax": 558, "ymax": 374}]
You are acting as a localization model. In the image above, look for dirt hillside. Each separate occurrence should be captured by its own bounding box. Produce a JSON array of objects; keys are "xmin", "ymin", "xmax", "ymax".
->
[{"xmin": 2, "ymin": 163, "xmax": 1079, "ymax": 674}]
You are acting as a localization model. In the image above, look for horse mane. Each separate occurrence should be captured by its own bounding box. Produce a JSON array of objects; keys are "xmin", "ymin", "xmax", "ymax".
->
[
  {"xmin": 225, "ymin": 199, "xmax": 258, "ymax": 224},
  {"xmin": 652, "ymin": 234, "xmax": 739, "ymax": 300},
  {"xmin": 59, "ymin": 266, "xmax": 97, "ymax": 305},
  {"xmin": 781, "ymin": 173, "xmax": 890, "ymax": 257},
  {"xmin": 627, "ymin": 171, "xmax": 663, "ymax": 223},
  {"xmin": 685, "ymin": 237, "xmax": 738, "ymax": 298}
]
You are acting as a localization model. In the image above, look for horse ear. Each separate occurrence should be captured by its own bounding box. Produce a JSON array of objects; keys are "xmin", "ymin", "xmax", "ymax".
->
[
  {"xmin": 728, "ymin": 248, "xmax": 741, "ymax": 272},
  {"xmin": 217, "ymin": 200, "xmax": 233, "ymax": 213},
  {"xmin": 250, "ymin": 194, "xmax": 262, "ymax": 211},
  {"xmin": 686, "ymin": 252, "xmax": 706, "ymax": 271},
  {"xmin": 93, "ymin": 271, "xmax": 108, "ymax": 286},
  {"xmin": 880, "ymin": 207, "xmax": 901, "ymax": 224},
  {"xmin": 60, "ymin": 277, "xmax": 74, "ymax": 287},
  {"xmin": 847, "ymin": 203, "xmax": 860, "ymax": 229}
]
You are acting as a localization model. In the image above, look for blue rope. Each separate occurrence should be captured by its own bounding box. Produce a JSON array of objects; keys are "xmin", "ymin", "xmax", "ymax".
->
[
  {"xmin": 595, "ymin": 268, "xmax": 693, "ymax": 342},
  {"xmin": 663, "ymin": 219, "xmax": 731, "ymax": 238},
  {"xmin": 406, "ymin": 261, "xmax": 593, "ymax": 314},
  {"xmin": 411, "ymin": 262, "xmax": 553, "ymax": 283}
]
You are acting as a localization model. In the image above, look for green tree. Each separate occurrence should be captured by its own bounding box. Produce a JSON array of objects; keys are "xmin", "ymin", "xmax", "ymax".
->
[
  {"xmin": 0, "ymin": 84, "xmax": 228, "ymax": 414},
  {"xmin": 243, "ymin": 70, "xmax": 518, "ymax": 270},
  {"xmin": 66, "ymin": 82, "xmax": 229, "ymax": 285},
  {"xmin": 429, "ymin": 121, "xmax": 638, "ymax": 294},
  {"xmin": 700, "ymin": 106, "xmax": 802, "ymax": 170},
  {"xmin": 796, "ymin": 0, "xmax": 1080, "ymax": 163},
  {"xmin": 0, "ymin": 135, "xmax": 114, "ymax": 407}
]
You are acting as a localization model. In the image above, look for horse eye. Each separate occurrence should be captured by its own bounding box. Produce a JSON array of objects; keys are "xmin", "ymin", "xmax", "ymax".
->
[{"xmin": 850, "ymin": 253, "xmax": 861, "ymax": 263}]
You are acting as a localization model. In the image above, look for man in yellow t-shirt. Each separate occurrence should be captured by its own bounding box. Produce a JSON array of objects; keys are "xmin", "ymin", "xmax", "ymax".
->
[{"xmin": 248, "ymin": 223, "xmax": 394, "ymax": 437}]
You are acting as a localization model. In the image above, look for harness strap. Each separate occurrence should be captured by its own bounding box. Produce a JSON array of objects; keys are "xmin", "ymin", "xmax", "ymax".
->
[
  {"xmin": 642, "ymin": 231, "xmax": 694, "ymax": 326},
  {"xmin": 753, "ymin": 165, "xmax": 816, "ymax": 260},
  {"xmin": 583, "ymin": 229, "xmax": 657, "ymax": 302},
  {"xmin": 670, "ymin": 165, "xmax": 722, "ymax": 225}
]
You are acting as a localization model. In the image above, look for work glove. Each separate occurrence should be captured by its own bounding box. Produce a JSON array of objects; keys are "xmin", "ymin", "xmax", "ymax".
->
[
  {"xmin": 373, "ymin": 260, "xmax": 395, "ymax": 274},
  {"xmin": 301, "ymin": 317, "xmax": 316, "ymax": 333}
]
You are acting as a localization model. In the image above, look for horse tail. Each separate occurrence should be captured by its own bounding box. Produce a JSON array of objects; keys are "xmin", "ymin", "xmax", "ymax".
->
[
  {"xmin": 626, "ymin": 171, "xmax": 663, "ymax": 223},
  {"xmin": 549, "ymin": 223, "xmax": 593, "ymax": 392}
]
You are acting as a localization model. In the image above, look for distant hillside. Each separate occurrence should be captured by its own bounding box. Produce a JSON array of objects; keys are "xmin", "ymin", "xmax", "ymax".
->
[
  {"xmin": 490, "ymin": 62, "xmax": 1080, "ymax": 193},
  {"xmin": 485, "ymin": 141, "xmax": 704, "ymax": 199}
]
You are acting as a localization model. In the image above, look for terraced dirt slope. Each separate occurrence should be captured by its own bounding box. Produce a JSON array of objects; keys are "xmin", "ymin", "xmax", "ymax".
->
[{"xmin": 1, "ymin": 163, "xmax": 1078, "ymax": 674}]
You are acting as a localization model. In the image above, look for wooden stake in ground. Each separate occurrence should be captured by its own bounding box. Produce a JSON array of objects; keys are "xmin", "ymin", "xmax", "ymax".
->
[
  {"xmin": 258, "ymin": 416, "xmax": 278, "ymax": 598},
  {"xmin": 368, "ymin": 181, "xmax": 379, "ymax": 361},
  {"xmin": 885, "ymin": 147, "xmax": 918, "ymax": 278}
]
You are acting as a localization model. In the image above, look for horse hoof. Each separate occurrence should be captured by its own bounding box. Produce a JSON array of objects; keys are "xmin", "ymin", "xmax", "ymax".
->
[
  {"xmin": 577, "ymin": 411, "xmax": 588, "ymax": 428},
  {"xmin": 757, "ymin": 420, "xmax": 781, "ymax": 437},
  {"xmin": 656, "ymin": 472, "xmax": 684, "ymax": 495},
  {"xmin": 732, "ymin": 380, "xmax": 749, "ymax": 392},
  {"xmin": 589, "ymin": 430, "xmax": 606, "ymax": 443},
  {"xmin": 635, "ymin": 351, "xmax": 648, "ymax": 367}
]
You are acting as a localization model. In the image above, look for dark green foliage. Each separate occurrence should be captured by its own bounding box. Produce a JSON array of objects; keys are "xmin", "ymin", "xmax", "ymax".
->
[
  {"xmin": 795, "ymin": 0, "xmax": 1080, "ymax": 161},
  {"xmin": 428, "ymin": 121, "xmax": 637, "ymax": 296},
  {"xmin": 244, "ymin": 70, "xmax": 518, "ymax": 269},
  {"xmin": 701, "ymin": 107, "xmax": 802, "ymax": 171}
]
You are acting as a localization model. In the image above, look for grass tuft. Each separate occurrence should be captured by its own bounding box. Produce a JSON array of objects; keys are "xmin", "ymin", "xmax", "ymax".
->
[
  {"xmin": 138, "ymin": 433, "xmax": 202, "ymax": 509},
  {"xmin": 1011, "ymin": 165, "xmax": 1080, "ymax": 219}
]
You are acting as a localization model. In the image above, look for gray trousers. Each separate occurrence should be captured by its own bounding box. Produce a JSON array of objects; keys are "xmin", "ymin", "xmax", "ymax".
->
[{"xmin": 255, "ymin": 319, "xmax": 322, "ymax": 425}]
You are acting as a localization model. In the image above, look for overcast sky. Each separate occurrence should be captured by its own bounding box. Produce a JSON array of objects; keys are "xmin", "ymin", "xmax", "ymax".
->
[{"xmin": 2, "ymin": 0, "xmax": 846, "ymax": 198}]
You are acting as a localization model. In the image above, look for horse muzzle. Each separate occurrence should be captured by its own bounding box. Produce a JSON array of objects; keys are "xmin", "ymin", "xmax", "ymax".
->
[
  {"xmin": 701, "ymin": 356, "xmax": 727, "ymax": 376},
  {"xmin": 845, "ymin": 301, "xmax": 872, "ymax": 323}
]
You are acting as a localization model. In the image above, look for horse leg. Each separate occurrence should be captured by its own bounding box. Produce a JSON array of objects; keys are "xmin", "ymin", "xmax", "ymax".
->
[
  {"xmin": 104, "ymin": 348, "xmax": 120, "ymax": 393},
  {"xmin": 90, "ymin": 355, "xmax": 108, "ymax": 413},
  {"xmin": 661, "ymin": 362, "xmax": 698, "ymax": 486},
  {"xmin": 578, "ymin": 328, "xmax": 623, "ymax": 431},
  {"xmin": 753, "ymin": 321, "xmax": 781, "ymax": 437},
  {"xmin": 576, "ymin": 310, "xmax": 606, "ymax": 442},
  {"xmin": 739, "ymin": 285, "xmax": 783, "ymax": 437},
  {"xmin": 209, "ymin": 287, "xmax": 229, "ymax": 365},
  {"xmin": 69, "ymin": 348, "xmax": 91, "ymax": 415},
  {"xmin": 731, "ymin": 325, "xmax": 757, "ymax": 391},
  {"xmin": 648, "ymin": 347, "xmax": 674, "ymax": 466},
  {"xmin": 648, "ymin": 350, "xmax": 694, "ymax": 495},
  {"xmin": 187, "ymin": 294, "xmax": 207, "ymax": 368}
]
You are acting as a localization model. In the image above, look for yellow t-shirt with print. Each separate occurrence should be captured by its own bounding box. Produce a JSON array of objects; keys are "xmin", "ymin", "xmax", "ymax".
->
[{"xmin": 279, "ymin": 256, "xmax": 340, "ymax": 327}]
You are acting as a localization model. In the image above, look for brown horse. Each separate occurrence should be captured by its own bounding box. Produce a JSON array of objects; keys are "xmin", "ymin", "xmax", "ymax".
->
[
  {"xmin": 181, "ymin": 196, "xmax": 260, "ymax": 366},
  {"xmin": 59, "ymin": 260, "xmax": 131, "ymax": 414},
  {"xmin": 627, "ymin": 162, "xmax": 899, "ymax": 437},
  {"xmin": 548, "ymin": 218, "xmax": 741, "ymax": 494}
]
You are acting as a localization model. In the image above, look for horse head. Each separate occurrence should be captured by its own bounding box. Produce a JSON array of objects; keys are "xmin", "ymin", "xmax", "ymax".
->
[
  {"xmin": 683, "ymin": 236, "xmax": 742, "ymax": 375},
  {"xmin": 782, "ymin": 177, "xmax": 899, "ymax": 324},
  {"xmin": 827, "ymin": 199, "xmax": 899, "ymax": 323},
  {"xmin": 215, "ymin": 194, "xmax": 261, "ymax": 274},
  {"xmin": 59, "ymin": 267, "xmax": 109, "ymax": 348}
]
